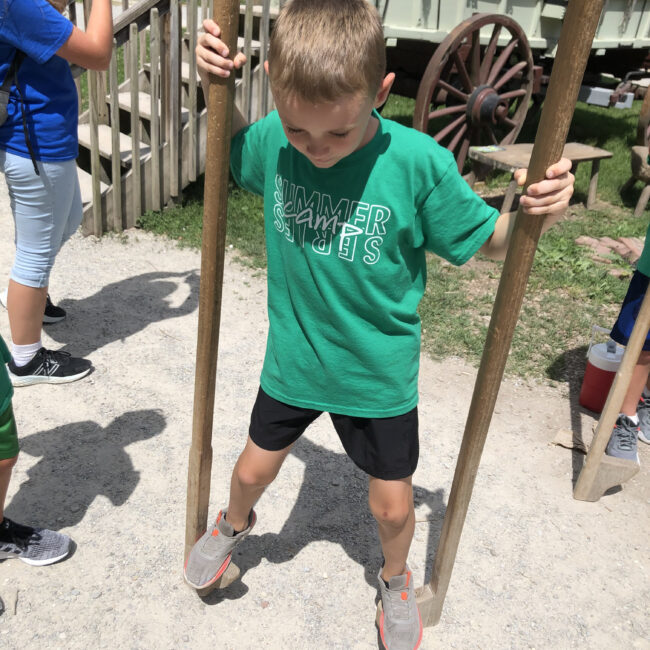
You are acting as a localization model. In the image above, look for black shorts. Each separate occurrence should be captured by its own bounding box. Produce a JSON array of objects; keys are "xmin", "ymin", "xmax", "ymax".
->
[
  {"xmin": 610, "ymin": 270, "xmax": 650, "ymax": 350},
  {"xmin": 249, "ymin": 387, "xmax": 419, "ymax": 481}
]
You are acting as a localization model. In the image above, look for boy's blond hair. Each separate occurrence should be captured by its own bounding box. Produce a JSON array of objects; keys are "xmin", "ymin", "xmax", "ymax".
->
[{"xmin": 267, "ymin": 0, "xmax": 386, "ymax": 103}]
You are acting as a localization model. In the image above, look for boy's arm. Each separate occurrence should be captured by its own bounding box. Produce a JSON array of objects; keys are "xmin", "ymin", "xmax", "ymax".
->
[
  {"xmin": 197, "ymin": 18, "xmax": 249, "ymax": 138},
  {"xmin": 479, "ymin": 158, "xmax": 574, "ymax": 260}
]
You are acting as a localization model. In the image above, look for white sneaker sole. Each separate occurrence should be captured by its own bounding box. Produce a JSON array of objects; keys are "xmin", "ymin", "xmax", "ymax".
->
[
  {"xmin": 9, "ymin": 367, "xmax": 91, "ymax": 387},
  {"xmin": 0, "ymin": 549, "xmax": 70, "ymax": 566}
]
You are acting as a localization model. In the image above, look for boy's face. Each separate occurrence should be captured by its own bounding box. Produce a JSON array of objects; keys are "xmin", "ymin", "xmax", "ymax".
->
[{"xmin": 274, "ymin": 91, "xmax": 379, "ymax": 169}]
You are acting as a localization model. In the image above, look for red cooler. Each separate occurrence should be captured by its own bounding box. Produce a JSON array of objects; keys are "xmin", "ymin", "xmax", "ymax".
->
[{"xmin": 579, "ymin": 328, "xmax": 624, "ymax": 413}]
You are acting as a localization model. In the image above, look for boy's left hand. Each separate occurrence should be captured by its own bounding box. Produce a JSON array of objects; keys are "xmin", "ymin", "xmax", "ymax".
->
[{"xmin": 513, "ymin": 157, "xmax": 574, "ymax": 216}]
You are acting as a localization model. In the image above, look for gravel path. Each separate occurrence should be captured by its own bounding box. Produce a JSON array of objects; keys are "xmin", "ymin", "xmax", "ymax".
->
[{"xmin": 0, "ymin": 178, "xmax": 647, "ymax": 649}]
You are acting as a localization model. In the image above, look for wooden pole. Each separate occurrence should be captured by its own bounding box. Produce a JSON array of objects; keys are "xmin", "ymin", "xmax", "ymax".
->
[
  {"xmin": 417, "ymin": 0, "xmax": 607, "ymax": 628},
  {"xmin": 573, "ymin": 291, "xmax": 648, "ymax": 501},
  {"xmin": 185, "ymin": 0, "xmax": 240, "ymax": 560}
]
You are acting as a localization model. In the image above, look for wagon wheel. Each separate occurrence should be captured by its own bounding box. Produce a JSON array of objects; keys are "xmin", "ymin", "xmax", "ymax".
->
[{"xmin": 414, "ymin": 13, "xmax": 534, "ymax": 172}]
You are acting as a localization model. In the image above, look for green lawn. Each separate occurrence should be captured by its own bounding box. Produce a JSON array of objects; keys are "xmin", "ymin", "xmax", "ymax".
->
[{"xmin": 138, "ymin": 95, "xmax": 648, "ymax": 389}]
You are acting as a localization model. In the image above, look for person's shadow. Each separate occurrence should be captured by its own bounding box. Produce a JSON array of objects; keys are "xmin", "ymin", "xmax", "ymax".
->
[
  {"xmin": 203, "ymin": 429, "xmax": 447, "ymax": 604},
  {"xmin": 45, "ymin": 271, "xmax": 199, "ymax": 358},
  {"xmin": 5, "ymin": 409, "xmax": 166, "ymax": 530}
]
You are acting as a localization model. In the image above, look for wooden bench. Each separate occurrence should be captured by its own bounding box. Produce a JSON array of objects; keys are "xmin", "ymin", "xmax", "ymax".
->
[{"xmin": 468, "ymin": 142, "xmax": 613, "ymax": 211}]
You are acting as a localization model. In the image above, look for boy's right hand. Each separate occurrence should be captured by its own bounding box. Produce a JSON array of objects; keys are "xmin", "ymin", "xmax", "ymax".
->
[{"xmin": 196, "ymin": 19, "xmax": 247, "ymax": 79}]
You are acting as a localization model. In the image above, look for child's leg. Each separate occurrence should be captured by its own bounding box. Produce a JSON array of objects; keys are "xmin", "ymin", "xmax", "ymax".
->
[
  {"xmin": 369, "ymin": 475, "xmax": 415, "ymax": 581},
  {"xmin": 0, "ymin": 455, "xmax": 18, "ymax": 520},
  {"xmin": 620, "ymin": 350, "xmax": 650, "ymax": 416},
  {"xmin": 225, "ymin": 435, "xmax": 294, "ymax": 531}
]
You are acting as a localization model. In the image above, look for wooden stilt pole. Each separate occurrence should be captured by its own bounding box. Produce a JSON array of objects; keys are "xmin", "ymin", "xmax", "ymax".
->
[
  {"xmin": 573, "ymin": 291, "xmax": 649, "ymax": 501},
  {"xmin": 185, "ymin": 0, "xmax": 240, "ymax": 578},
  {"xmin": 416, "ymin": 0, "xmax": 607, "ymax": 628}
]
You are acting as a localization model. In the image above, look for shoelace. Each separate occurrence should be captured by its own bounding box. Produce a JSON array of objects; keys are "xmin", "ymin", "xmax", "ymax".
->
[
  {"xmin": 40, "ymin": 349, "xmax": 72, "ymax": 370},
  {"xmin": 616, "ymin": 424, "xmax": 637, "ymax": 450},
  {"xmin": 0, "ymin": 520, "xmax": 39, "ymax": 552}
]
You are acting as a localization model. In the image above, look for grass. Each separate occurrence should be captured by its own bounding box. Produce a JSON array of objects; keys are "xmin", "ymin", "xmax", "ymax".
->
[{"xmin": 137, "ymin": 94, "xmax": 648, "ymax": 389}]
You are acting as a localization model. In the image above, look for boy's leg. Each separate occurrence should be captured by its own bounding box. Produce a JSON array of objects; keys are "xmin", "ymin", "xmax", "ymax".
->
[
  {"xmin": 607, "ymin": 270, "xmax": 650, "ymax": 459},
  {"xmin": 369, "ymin": 475, "xmax": 415, "ymax": 581},
  {"xmin": 0, "ymin": 455, "xmax": 18, "ymax": 521},
  {"xmin": 331, "ymin": 408, "xmax": 422, "ymax": 649},
  {"xmin": 185, "ymin": 387, "xmax": 320, "ymax": 589},
  {"xmin": 619, "ymin": 351, "xmax": 650, "ymax": 417},
  {"xmin": 0, "ymin": 405, "xmax": 71, "ymax": 566},
  {"xmin": 226, "ymin": 435, "xmax": 294, "ymax": 531}
]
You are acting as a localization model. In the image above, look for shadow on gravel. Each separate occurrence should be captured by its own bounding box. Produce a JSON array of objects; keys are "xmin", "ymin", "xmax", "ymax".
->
[
  {"xmin": 45, "ymin": 271, "xmax": 200, "ymax": 358},
  {"xmin": 547, "ymin": 345, "xmax": 596, "ymax": 487},
  {"xmin": 6, "ymin": 409, "xmax": 166, "ymax": 530},
  {"xmin": 203, "ymin": 432, "xmax": 447, "ymax": 604}
]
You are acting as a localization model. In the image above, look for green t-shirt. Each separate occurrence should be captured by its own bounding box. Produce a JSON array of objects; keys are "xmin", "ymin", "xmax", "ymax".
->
[
  {"xmin": 231, "ymin": 111, "xmax": 498, "ymax": 417},
  {"xmin": 0, "ymin": 334, "xmax": 13, "ymax": 416},
  {"xmin": 637, "ymin": 222, "xmax": 650, "ymax": 277}
]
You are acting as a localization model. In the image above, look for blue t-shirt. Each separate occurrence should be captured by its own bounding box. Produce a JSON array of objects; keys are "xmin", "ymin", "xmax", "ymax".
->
[{"xmin": 0, "ymin": 0, "xmax": 77, "ymax": 161}]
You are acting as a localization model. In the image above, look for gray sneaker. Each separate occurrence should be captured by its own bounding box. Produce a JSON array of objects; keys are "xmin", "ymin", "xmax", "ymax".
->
[
  {"xmin": 0, "ymin": 517, "xmax": 71, "ymax": 566},
  {"xmin": 606, "ymin": 415, "xmax": 640, "ymax": 462},
  {"xmin": 637, "ymin": 395, "xmax": 650, "ymax": 444},
  {"xmin": 377, "ymin": 566, "xmax": 423, "ymax": 650},
  {"xmin": 184, "ymin": 509, "xmax": 255, "ymax": 590}
]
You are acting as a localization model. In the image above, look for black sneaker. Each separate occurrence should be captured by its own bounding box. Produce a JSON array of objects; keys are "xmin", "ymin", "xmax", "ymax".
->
[
  {"xmin": 0, "ymin": 517, "xmax": 71, "ymax": 566},
  {"xmin": 0, "ymin": 290, "xmax": 66, "ymax": 324},
  {"xmin": 7, "ymin": 347, "xmax": 92, "ymax": 387},
  {"xmin": 43, "ymin": 294, "xmax": 66, "ymax": 324}
]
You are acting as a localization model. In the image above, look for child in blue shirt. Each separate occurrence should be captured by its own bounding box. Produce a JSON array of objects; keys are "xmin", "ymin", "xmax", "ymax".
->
[{"xmin": 0, "ymin": 0, "xmax": 112, "ymax": 386}]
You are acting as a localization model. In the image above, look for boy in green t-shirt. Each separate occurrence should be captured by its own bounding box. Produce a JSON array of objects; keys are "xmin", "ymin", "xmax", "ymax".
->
[
  {"xmin": 605, "ymin": 220, "xmax": 650, "ymax": 462},
  {"xmin": 0, "ymin": 333, "xmax": 71, "ymax": 565},
  {"xmin": 186, "ymin": 1, "xmax": 575, "ymax": 647}
]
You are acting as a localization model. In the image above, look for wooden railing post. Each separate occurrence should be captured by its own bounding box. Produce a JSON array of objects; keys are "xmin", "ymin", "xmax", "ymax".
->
[
  {"xmin": 150, "ymin": 8, "xmax": 163, "ymax": 212},
  {"xmin": 188, "ymin": 0, "xmax": 199, "ymax": 183},
  {"xmin": 109, "ymin": 38, "xmax": 123, "ymax": 231},
  {"xmin": 169, "ymin": 0, "xmax": 182, "ymax": 202}
]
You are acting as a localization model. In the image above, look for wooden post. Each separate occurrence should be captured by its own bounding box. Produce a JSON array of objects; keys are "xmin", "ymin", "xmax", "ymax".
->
[
  {"xmin": 169, "ymin": 0, "xmax": 183, "ymax": 202},
  {"xmin": 129, "ymin": 23, "xmax": 142, "ymax": 227},
  {"xmin": 573, "ymin": 290, "xmax": 649, "ymax": 501},
  {"xmin": 109, "ymin": 39, "xmax": 123, "ymax": 232},
  {"xmin": 188, "ymin": 0, "xmax": 199, "ymax": 183},
  {"xmin": 416, "ymin": 0, "xmax": 607, "ymax": 629},
  {"xmin": 185, "ymin": 0, "xmax": 240, "ymax": 560},
  {"xmin": 150, "ymin": 8, "xmax": 162, "ymax": 212}
]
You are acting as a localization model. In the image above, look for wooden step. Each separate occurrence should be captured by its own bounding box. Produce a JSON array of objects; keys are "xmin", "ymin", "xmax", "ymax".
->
[
  {"xmin": 78, "ymin": 123, "xmax": 152, "ymax": 167},
  {"xmin": 77, "ymin": 166, "xmax": 108, "ymax": 206},
  {"xmin": 118, "ymin": 92, "xmax": 189, "ymax": 124}
]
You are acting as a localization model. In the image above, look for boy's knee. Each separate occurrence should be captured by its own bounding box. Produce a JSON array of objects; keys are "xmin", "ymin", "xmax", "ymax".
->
[
  {"xmin": 234, "ymin": 460, "xmax": 277, "ymax": 490},
  {"xmin": 369, "ymin": 497, "xmax": 411, "ymax": 529}
]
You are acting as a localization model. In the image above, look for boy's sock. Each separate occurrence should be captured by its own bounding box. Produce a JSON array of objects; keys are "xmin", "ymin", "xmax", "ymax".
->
[
  {"xmin": 11, "ymin": 341, "xmax": 42, "ymax": 367},
  {"xmin": 623, "ymin": 412, "xmax": 639, "ymax": 425}
]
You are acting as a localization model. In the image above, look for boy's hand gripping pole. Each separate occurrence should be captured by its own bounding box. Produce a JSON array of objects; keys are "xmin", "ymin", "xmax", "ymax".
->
[
  {"xmin": 185, "ymin": 0, "xmax": 240, "ymax": 568},
  {"xmin": 416, "ymin": 0, "xmax": 606, "ymax": 628}
]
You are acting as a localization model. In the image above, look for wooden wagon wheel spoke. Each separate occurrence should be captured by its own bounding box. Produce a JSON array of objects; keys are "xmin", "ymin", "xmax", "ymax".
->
[
  {"xmin": 498, "ymin": 88, "xmax": 528, "ymax": 100},
  {"xmin": 486, "ymin": 38, "xmax": 519, "ymax": 86},
  {"xmin": 493, "ymin": 60, "xmax": 530, "ymax": 91},
  {"xmin": 435, "ymin": 113, "xmax": 467, "ymax": 142},
  {"xmin": 448, "ymin": 123, "xmax": 468, "ymax": 152},
  {"xmin": 414, "ymin": 14, "xmax": 533, "ymax": 170},
  {"xmin": 479, "ymin": 24, "xmax": 503, "ymax": 82},
  {"xmin": 452, "ymin": 49, "xmax": 473, "ymax": 92},
  {"xmin": 470, "ymin": 29, "xmax": 481, "ymax": 86},
  {"xmin": 437, "ymin": 79, "xmax": 469, "ymax": 102},
  {"xmin": 428, "ymin": 104, "xmax": 467, "ymax": 120}
]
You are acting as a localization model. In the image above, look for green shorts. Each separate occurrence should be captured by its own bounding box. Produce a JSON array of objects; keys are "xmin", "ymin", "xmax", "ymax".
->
[{"xmin": 0, "ymin": 404, "xmax": 19, "ymax": 460}]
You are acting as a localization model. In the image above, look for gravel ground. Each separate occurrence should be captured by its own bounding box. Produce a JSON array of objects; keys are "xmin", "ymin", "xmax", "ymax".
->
[{"xmin": 0, "ymin": 178, "xmax": 647, "ymax": 649}]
